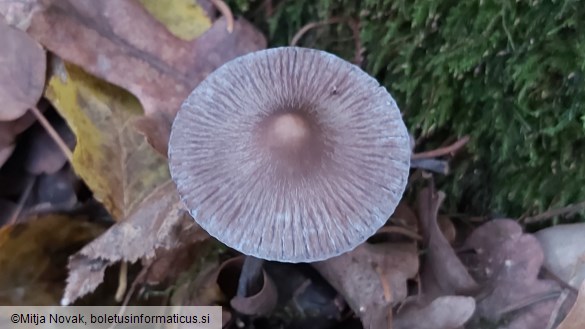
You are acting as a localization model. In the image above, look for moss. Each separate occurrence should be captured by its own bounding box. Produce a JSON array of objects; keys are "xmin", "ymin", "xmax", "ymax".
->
[{"xmin": 229, "ymin": 0, "xmax": 585, "ymax": 218}]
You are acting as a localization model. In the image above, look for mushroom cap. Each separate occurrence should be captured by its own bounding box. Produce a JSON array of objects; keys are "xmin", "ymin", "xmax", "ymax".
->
[{"xmin": 169, "ymin": 47, "xmax": 410, "ymax": 263}]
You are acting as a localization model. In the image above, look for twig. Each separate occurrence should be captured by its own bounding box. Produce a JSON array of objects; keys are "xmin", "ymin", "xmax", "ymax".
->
[
  {"xmin": 522, "ymin": 200, "xmax": 585, "ymax": 224},
  {"xmin": 291, "ymin": 17, "xmax": 363, "ymax": 66},
  {"xmin": 122, "ymin": 264, "xmax": 150, "ymax": 307},
  {"xmin": 29, "ymin": 106, "xmax": 73, "ymax": 162},
  {"xmin": 410, "ymin": 158, "xmax": 450, "ymax": 175},
  {"xmin": 376, "ymin": 225, "xmax": 422, "ymax": 241},
  {"xmin": 374, "ymin": 264, "xmax": 392, "ymax": 303},
  {"xmin": 210, "ymin": 0, "xmax": 234, "ymax": 33},
  {"xmin": 500, "ymin": 291, "xmax": 561, "ymax": 316},
  {"xmin": 545, "ymin": 289, "xmax": 570, "ymax": 329},
  {"xmin": 411, "ymin": 135, "xmax": 470, "ymax": 160},
  {"xmin": 8, "ymin": 176, "xmax": 35, "ymax": 225},
  {"xmin": 346, "ymin": 18, "xmax": 363, "ymax": 66},
  {"xmin": 115, "ymin": 262, "xmax": 128, "ymax": 303},
  {"xmin": 291, "ymin": 17, "xmax": 346, "ymax": 46}
]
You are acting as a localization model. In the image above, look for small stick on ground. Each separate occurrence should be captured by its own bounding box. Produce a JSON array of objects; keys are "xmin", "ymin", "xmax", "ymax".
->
[
  {"xmin": 411, "ymin": 135, "xmax": 470, "ymax": 160},
  {"xmin": 291, "ymin": 17, "xmax": 345, "ymax": 46},
  {"xmin": 30, "ymin": 106, "xmax": 73, "ymax": 162},
  {"xmin": 291, "ymin": 17, "xmax": 364, "ymax": 66},
  {"xmin": 210, "ymin": 0, "xmax": 234, "ymax": 33},
  {"xmin": 522, "ymin": 200, "xmax": 585, "ymax": 224},
  {"xmin": 377, "ymin": 225, "xmax": 423, "ymax": 241},
  {"xmin": 115, "ymin": 262, "xmax": 128, "ymax": 303},
  {"xmin": 410, "ymin": 158, "xmax": 449, "ymax": 175},
  {"xmin": 122, "ymin": 264, "xmax": 151, "ymax": 307},
  {"xmin": 8, "ymin": 176, "xmax": 35, "ymax": 225}
]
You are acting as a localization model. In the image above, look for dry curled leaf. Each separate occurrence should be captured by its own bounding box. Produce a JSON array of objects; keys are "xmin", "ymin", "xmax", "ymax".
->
[
  {"xmin": 0, "ymin": 0, "xmax": 44, "ymax": 30},
  {"xmin": 417, "ymin": 187, "xmax": 478, "ymax": 301},
  {"xmin": 0, "ymin": 18, "xmax": 45, "ymax": 121},
  {"xmin": 535, "ymin": 223, "xmax": 585, "ymax": 288},
  {"xmin": 63, "ymin": 181, "xmax": 208, "ymax": 305},
  {"xmin": 556, "ymin": 281, "xmax": 585, "ymax": 329},
  {"xmin": 313, "ymin": 242, "xmax": 419, "ymax": 329},
  {"xmin": 394, "ymin": 296, "xmax": 476, "ymax": 329},
  {"xmin": 464, "ymin": 219, "xmax": 561, "ymax": 329}
]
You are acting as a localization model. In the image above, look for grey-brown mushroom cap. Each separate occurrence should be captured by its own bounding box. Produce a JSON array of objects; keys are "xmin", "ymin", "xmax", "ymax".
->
[{"xmin": 169, "ymin": 47, "xmax": 410, "ymax": 263}]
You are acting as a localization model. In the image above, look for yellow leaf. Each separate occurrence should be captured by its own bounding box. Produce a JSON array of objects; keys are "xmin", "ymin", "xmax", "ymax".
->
[
  {"xmin": 138, "ymin": 0, "xmax": 212, "ymax": 41},
  {"xmin": 45, "ymin": 60, "xmax": 170, "ymax": 221},
  {"xmin": 0, "ymin": 215, "xmax": 104, "ymax": 305}
]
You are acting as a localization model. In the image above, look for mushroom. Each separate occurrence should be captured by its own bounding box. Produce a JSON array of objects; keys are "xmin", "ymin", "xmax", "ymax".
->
[{"xmin": 168, "ymin": 47, "xmax": 410, "ymax": 264}]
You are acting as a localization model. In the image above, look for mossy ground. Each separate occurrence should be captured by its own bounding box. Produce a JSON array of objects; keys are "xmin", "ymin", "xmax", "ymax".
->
[{"xmin": 228, "ymin": 0, "xmax": 585, "ymax": 220}]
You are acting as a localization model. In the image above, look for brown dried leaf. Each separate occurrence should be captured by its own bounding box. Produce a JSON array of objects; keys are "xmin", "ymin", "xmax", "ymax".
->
[
  {"xmin": 417, "ymin": 187, "xmax": 477, "ymax": 301},
  {"xmin": 313, "ymin": 242, "xmax": 419, "ymax": 329},
  {"xmin": 0, "ymin": 0, "xmax": 43, "ymax": 30},
  {"xmin": 394, "ymin": 296, "xmax": 476, "ymax": 329},
  {"xmin": 63, "ymin": 181, "xmax": 208, "ymax": 305},
  {"xmin": 0, "ymin": 214, "xmax": 105, "ymax": 305},
  {"xmin": 28, "ymin": 0, "xmax": 266, "ymax": 154},
  {"xmin": 535, "ymin": 223, "xmax": 585, "ymax": 288},
  {"xmin": 557, "ymin": 281, "xmax": 585, "ymax": 329},
  {"xmin": 0, "ymin": 17, "xmax": 45, "ymax": 121},
  {"xmin": 391, "ymin": 201, "xmax": 419, "ymax": 231},
  {"xmin": 464, "ymin": 219, "xmax": 561, "ymax": 328},
  {"xmin": 134, "ymin": 112, "xmax": 173, "ymax": 157}
]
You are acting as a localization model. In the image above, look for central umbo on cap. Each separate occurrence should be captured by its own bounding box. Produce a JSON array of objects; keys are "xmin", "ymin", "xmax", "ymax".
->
[{"xmin": 169, "ymin": 47, "xmax": 410, "ymax": 263}]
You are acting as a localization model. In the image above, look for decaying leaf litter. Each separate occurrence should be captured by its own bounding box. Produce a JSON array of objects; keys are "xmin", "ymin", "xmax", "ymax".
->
[{"xmin": 0, "ymin": 1, "xmax": 584, "ymax": 328}]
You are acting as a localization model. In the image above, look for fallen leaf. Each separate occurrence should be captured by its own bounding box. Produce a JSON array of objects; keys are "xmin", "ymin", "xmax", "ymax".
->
[
  {"xmin": 535, "ymin": 223, "xmax": 585, "ymax": 288},
  {"xmin": 313, "ymin": 242, "xmax": 419, "ymax": 329},
  {"xmin": 138, "ymin": 0, "xmax": 212, "ymax": 40},
  {"xmin": 0, "ymin": 0, "xmax": 44, "ymax": 30},
  {"xmin": 133, "ymin": 112, "xmax": 173, "ymax": 157},
  {"xmin": 437, "ymin": 215, "xmax": 456, "ymax": 244},
  {"xmin": 417, "ymin": 187, "xmax": 478, "ymax": 301},
  {"xmin": 390, "ymin": 201, "xmax": 419, "ymax": 231},
  {"xmin": 556, "ymin": 281, "xmax": 585, "ymax": 329},
  {"xmin": 28, "ymin": 0, "xmax": 266, "ymax": 154},
  {"xmin": 0, "ymin": 17, "xmax": 45, "ymax": 121},
  {"xmin": 464, "ymin": 219, "xmax": 561, "ymax": 329},
  {"xmin": 45, "ymin": 60, "xmax": 169, "ymax": 221},
  {"xmin": 143, "ymin": 240, "xmax": 209, "ymax": 286},
  {"xmin": 0, "ymin": 214, "xmax": 105, "ymax": 305},
  {"xmin": 62, "ymin": 180, "xmax": 208, "ymax": 305},
  {"xmin": 394, "ymin": 296, "xmax": 476, "ymax": 329}
]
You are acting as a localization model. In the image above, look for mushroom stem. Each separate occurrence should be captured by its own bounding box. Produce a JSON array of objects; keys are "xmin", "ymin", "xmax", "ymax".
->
[{"xmin": 236, "ymin": 256, "xmax": 265, "ymax": 297}]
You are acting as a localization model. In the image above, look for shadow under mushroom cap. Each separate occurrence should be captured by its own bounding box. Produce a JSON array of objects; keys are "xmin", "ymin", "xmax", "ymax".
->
[{"xmin": 168, "ymin": 47, "xmax": 410, "ymax": 263}]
